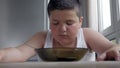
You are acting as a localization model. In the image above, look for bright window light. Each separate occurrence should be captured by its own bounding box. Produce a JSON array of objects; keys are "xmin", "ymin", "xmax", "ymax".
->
[
  {"xmin": 118, "ymin": 0, "xmax": 120, "ymax": 20},
  {"xmin": 99, "ymin": 0, "xmax": 111, "ymax": 31}
]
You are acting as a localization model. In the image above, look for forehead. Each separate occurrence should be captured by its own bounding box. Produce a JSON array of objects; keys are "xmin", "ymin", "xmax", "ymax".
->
[{"xmin": 49, "ymin": 10, "xmax": 78, "ymax": 19}]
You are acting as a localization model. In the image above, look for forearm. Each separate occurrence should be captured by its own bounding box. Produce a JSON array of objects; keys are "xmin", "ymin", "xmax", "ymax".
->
[
  {"xmin": 97, "ymin": 44, "xmax": 120, "ymax": 61},
  {"xmin": 0, "ymin": 47, "xmax": 27, "ymax": 63}
]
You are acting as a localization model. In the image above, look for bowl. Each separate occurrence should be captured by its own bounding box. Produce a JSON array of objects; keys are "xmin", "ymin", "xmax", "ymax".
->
[{"xmin": 35, "ymin": 48, "xmax": 88, "ymax": 62}]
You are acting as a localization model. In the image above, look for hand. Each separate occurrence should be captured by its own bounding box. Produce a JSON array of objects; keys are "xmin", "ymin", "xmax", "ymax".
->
[
  {"xmin": 0, "ymin": 51, "xmax": 2, "ymax": 61},
  {"xmin": 0, "ymin": 50, "xmax": 4, "ymax": 62},
  {"xmin": 97, "ymin": 45, "xmax": 120, "ymax": 61}
]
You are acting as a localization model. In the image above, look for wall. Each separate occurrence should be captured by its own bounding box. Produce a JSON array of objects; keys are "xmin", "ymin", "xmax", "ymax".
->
[
  {"xmin": 0, "ymin": 0, "xmax": 46, "ymax": 48},
  {"xmin": 79, "ymin": 0, "xmax": 88, "ymax": 27},
  {"xmin": 87, "ymin": 0, "xmax": 98, "ymax": 31}
]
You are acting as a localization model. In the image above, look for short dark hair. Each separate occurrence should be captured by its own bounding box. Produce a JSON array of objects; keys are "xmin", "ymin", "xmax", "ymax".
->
[{"xmin": 47, "ymin": 0, "xmax": 82, "ymax": 17}]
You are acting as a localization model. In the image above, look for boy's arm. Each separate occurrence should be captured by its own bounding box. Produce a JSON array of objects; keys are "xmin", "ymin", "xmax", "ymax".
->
[
  {"xmin": 0, "ymin": 44, "xmax": 36, "ymax": 62},
  {"xmin": 83, "ymin": 28, "xmax": 112, "ymax": 54},
  {"xmin": 83, "ymin": 28, "xmax": 120, "ymax": 61},
  {"xmin": 0, "ymin": 31, "xmax": 47, "ymax": 62}
]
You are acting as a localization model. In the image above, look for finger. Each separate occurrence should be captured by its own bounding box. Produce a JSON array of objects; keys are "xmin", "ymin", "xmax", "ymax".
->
[
  {"xmin": 0, "ymin": 53, "xmax": 2, "ymax": 61},
  {"xmin": 0, "ymin": 56, "xmax": 2, "ymax": 61},
  {"xmin": 115, "ymin": 51, "xmax": 120, "ymax": 61},
  {"xmin": 96, "ymin": 53, "xmax": 106, "ymax": 61},
  {"xmin": 0, "ymin": 51, "xmax": 4, "ymax": 61}
]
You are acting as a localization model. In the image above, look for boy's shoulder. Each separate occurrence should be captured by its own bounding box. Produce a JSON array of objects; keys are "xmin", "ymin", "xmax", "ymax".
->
[
  {"xmin": 30, "ymin": 31, "xmax": 48, "ymax": 43},
  {"xmin": 82, "ymin": 28, "xmax": 97, "ymax": 33},
  {"xmin": 82, "ymin": 28, "xmax": 98, "ymax": 33},
  {"xmin": 35, "ymin": 30, "xmax": 48, "ymax": 37},
  {"xmin": 82, "ymin": 28, "xmax": 100, "ymax": 40}
]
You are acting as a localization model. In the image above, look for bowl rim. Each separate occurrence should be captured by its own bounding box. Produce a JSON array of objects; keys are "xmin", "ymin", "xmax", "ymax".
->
[
  {"xmin": 35, "ymin": 48, "xmax": 89, "ymax": 61},
  {"xmin": 35, "ymin": 48, "xmax": 88, "ymax": 50}
]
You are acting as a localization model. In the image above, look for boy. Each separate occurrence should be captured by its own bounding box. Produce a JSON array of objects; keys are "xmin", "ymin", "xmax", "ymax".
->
[{"xmin": 0, "ymin": 0, "xmax": 120, "ymax": 62}]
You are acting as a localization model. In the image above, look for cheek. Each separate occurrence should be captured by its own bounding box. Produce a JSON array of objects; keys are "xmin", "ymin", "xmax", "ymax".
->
[
  {"xmin": 68, "ymin": 23, "xmax": 81, "ymax": 35},
  {"xmin": 50, "ymin": 25, "xmax": 58, "ymax": 35},
  {"xmin": 68, "ymin": 26, "xmax": 79, "ymax": 35}
]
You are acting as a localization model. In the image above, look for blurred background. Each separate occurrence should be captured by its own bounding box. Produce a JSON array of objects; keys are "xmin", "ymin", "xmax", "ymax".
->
[{"xmin": 0, "ymin": 0, "xmax": 120, "ymax": 61}]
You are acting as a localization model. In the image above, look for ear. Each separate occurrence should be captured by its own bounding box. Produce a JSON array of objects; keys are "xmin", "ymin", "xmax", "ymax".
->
[
  {"xmin": 79, "ymin": 16, "xmax": 83, "ymax": 24},
  {"xmin": 78, "ymin": 16, "xmax": 83, "ymax": 28}
]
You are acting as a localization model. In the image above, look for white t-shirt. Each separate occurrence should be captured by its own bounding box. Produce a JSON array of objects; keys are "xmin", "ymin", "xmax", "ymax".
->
[{"xmin": 40, "ymin": 28, "xmax": 96, "ymax": 61}]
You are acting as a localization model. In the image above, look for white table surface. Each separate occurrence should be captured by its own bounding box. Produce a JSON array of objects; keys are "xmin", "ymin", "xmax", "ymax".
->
[{"xmin": 0, "ymin": 61, "xmax": 120, "ymax": 68}]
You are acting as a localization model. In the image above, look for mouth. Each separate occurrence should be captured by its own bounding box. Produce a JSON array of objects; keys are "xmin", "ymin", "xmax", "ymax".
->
[
  {"xmin": 59, "ymin": 34, "xmax": 67, "ymax": 36},
  {"xmin": 58, "ymin": 35, "xmax": 68, "ymax": 39}
]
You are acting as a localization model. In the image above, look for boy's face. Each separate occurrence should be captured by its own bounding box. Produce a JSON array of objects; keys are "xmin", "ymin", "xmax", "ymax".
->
[{"xmin": 50, "ymin": 9, "xmax": 83, "ymax": 43}]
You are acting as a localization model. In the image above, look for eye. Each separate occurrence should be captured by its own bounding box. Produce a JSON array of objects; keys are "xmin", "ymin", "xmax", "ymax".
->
[
  {"xmin": 52, "ymin": 21, "xmax": 59, "ymax": 25},
  {"xmin": 66, "ymin": 21, "xmax": 74, "ymax": 25},
  {"xmin": 66, "ymin": 22, "xmax": 73, "ymax": 25}
]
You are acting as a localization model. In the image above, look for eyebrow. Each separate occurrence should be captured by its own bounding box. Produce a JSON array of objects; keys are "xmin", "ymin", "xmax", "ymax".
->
[
  {"xmin": 51, "ymin": 18, "xmax": 76, "ymax": 23},
  {"xmin": 66, "ymin": 19, "xmax": 76, "ymax": 22},
  {"xmin": 53, "ymin": 19, "xmax": 58, "ymax": 21}
]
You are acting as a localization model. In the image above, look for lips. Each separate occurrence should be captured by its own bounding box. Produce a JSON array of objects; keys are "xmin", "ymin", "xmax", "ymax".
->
[
  {"xmin": 58, "ymin": 35, "xmax": 68, "ymax": 39},
  {"xmin": 59, "ymin": 34, "xmax": 67, "ymax": 36}
]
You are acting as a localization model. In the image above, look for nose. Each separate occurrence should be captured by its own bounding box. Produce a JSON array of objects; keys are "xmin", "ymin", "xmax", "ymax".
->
[{"xmin": 59, "ymin": 24, "xmax": 67, "ymax": 32}]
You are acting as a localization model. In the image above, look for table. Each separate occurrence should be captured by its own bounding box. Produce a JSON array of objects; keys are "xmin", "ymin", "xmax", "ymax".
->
[{"xmin": 0, "ymin": 61, "xmax": 120, "ymax": 68}]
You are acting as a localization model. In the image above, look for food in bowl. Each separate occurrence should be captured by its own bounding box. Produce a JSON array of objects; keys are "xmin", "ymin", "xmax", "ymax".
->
[{"xmin": 35, "ymin": 48, "xmax": 88, "ymax": 61}]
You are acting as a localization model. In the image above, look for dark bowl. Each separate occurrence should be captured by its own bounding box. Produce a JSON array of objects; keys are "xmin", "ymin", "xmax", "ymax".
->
[{"xmin": 35, "ymin": 48, "xmax": 88, "ymax": 62}]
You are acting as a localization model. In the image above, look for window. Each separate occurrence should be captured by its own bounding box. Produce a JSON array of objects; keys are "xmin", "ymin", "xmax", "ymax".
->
[
  {"xmin": 98, "ymin": 0, "xmax": 120, "ymax": 42},
  {"xmin": 98, "ymin": 0, "xmax": 111, "ymax": 32},
  {"xmin": 115, "ymin": 0, "xmax": 120, "ymax": 31},
  {"xmin": 116, "ymin": 0, "xmax": 120, "ymax": 22},
  {"xmin": 118, "ymin": 38, "xmax": 120, "ymax": 44},
  {"xmin": 44, "ymin": 0, "xmax": 50, "ymax": 30},
  {"xmin": 110, "ymin": 39, "xmax": 117, "ymax": 44},
  {"xmin": 118, "ymin": 0, "xmax": 120, "ymax": 18}
]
